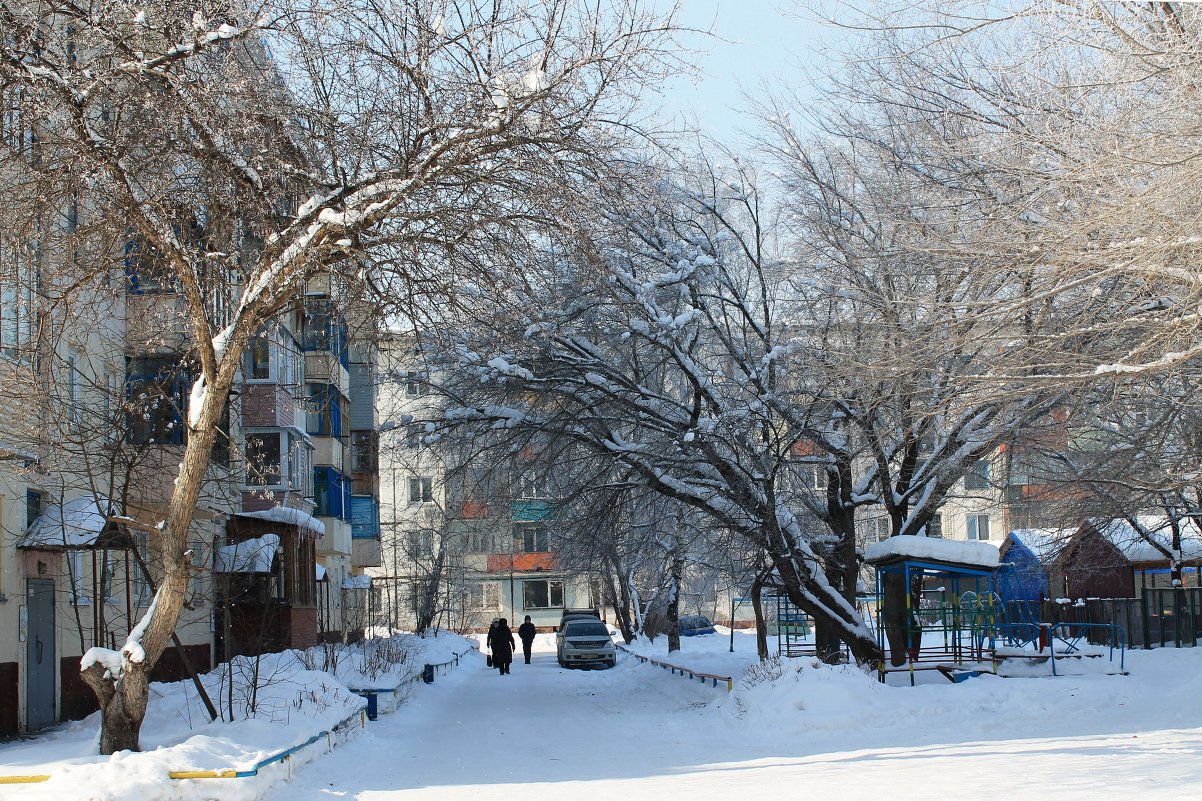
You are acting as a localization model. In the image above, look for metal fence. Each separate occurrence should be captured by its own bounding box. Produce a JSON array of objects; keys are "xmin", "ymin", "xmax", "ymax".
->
[{"xmin": 1001, "ymin": 590, "xmax": 1202, "ymax": 649}]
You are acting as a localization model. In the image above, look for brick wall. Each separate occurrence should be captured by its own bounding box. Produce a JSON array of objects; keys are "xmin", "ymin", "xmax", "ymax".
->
[
  {"xmin": 241, "ymin": 491, "xmax": 308, "ymax": 512},
  {"xmin": 289, "ymin": 606, "xmax": 317, "ymax": 649},
  {"xmin": 243, "ymin": 384, "xmax": 296, "ymax": 428}
]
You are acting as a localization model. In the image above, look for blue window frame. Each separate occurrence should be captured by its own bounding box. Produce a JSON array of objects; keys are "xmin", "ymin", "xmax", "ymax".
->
[
  {"xmin": 303, "ymin": 300, "xmax": 349, "ymax": 368},
  {"xmin": 313, "ymin": 466, "xmax": 352, "ymax": 520},
  {"xmin": 126, "ymin": 356, "xmax": 189, "ymax": 444},
  {"xmin": 306, "ymin": 383, "xmax": 348, "ymax": 438},
  {"xmin": 124, "ymin": 238, "xmax": 176, "ymax": 294},
  {"xmin": 351, "ymin": 496, "xmax": 379, "ymax": 539}
]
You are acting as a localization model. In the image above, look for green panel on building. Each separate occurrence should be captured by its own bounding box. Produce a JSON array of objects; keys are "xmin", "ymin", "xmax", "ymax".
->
[{"xmin": 511, "ymin": 499, "xmax": 552, "ymax": 522}]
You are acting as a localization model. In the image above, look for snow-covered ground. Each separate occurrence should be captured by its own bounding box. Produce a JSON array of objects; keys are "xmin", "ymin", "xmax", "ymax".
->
[
  {"xmin": 5, "ymin": 628, "xmax": 1202, "ymax": 800},
  {"xmin": 0, "ymin": 633, "xmax": 475, "ymax": 801}
]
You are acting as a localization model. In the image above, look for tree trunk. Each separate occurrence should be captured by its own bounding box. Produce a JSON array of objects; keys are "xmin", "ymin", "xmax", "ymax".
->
[
  {"xmin": 768, "ymin": 546, "xmax": 881, "ymax": 666},
  {"xmin": 881, "ymin": 569, "xmax": 925, "ymax": 666},
  {"xmin": 750, "ymin": 570, "xmax": 769, "ymax": 661},
  {"xmin": 416, "ymin": 543, "xmax": 447, "ymax": 635},
  {"xmin": 665, "ymin": 551, "xmax": 683, "ymax": 653},
  {"xmin": 82, "ymin": 348, "xmax": 242, "ymax": 753}
]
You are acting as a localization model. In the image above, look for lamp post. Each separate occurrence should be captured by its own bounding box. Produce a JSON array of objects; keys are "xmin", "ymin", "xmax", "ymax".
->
[{"xmin": 730, "ymin": 596, "xmax": 751, "ymax": 653}]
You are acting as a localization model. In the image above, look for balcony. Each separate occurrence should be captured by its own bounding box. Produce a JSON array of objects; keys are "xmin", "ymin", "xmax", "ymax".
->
[
  {"xmin": 511, "ymin": 499, "xmax": 552, "ymax": 522},
  {"xmin": 352, "ymin": 537, "xmax": 382, "ymax": 568}
]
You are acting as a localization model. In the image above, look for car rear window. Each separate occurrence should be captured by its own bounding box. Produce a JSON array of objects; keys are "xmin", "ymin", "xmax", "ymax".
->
[{"xmin": 566, "ymin": 621, "xmax": 609, "ymax": 637}]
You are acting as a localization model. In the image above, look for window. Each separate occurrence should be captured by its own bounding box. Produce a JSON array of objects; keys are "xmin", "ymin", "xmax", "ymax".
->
[
  {"xmin": 131, "ymin": 531, "xmax": 152, "ymax": 606},
  {"xmin": 25, "ymin": 489, "xmax": 43, "ymax": 529},
  {"xmin": 408, "ymin": 476, "xmax": 433, "ymax": 504},
  {"xmin": 244, "ymin": 328, "xmax": 302, "ymax": 384},
  {"xmin": 513, "ymin": 523, "xmax": 549, "ymax": 553},
  {"xmin": 926, "ymin": 514, "xmax": 943, "ymax": 539},
  {"xmin": 246, "ymin": 336, "xmax": 271, "ymax": 379},
  {"xmin": 964, "ymin": 459, "xmax": 990, "ymax": 491},
  {"xmin": 470, "ymin": 582, "xmax": 500, "ymax": 610},
  {"xmin": 68, "ymin": 551, "xmax": 89, "ymax": 605},
  {"xmin": 466, "ymin": 529, "xmax": 494, "ymax": 552},
  {"xmin": 306, "ymin": 384, "xmax": 348, "ymax": 439},
  {"xmin": 1, "ymin": 86, "xmax": 34, "ymax": 153},
  {"xmin": 314, "ymin": 466, "xmax": 351, "ymax": 519},
  {"xmin": 523, "ymin": 579, "xmax": 564, "ymax": 609},
  {"xmin": 303, "ymin": 300, "xmax": 348, "ymax": 367},
  {"xmin": 797, "ymin": 463, "xmax": 826, "ymax": 491},
  {"xmin": 0, "ymin": 238, "xmax": 36, "ymax": 361},
  {"xmin": 211, "ymin": 399, "xmax": 232, "ymax": 468},
  {"xmin": 967, "ymin": 514, "xmax": 990, "ymax": 541},
  {"xmin": 124, "ymin": 238, "xmax": 174, "ymax": 294},
  {"xmin": 350, "ymin": 431, "xmax": 376, "ymax": 472},
  {"xmin": 350, "ymin": 496, "xmax": 379, "ymax": 538},
  {"xmin": 516, "ymin": 472, "xmax": 548, "ymax": 499},
  {"xmin": 874, "ymin": 518, "xmax": 890, "ymax": 542},
  {"xmin": 126, "ymin": 356, "xmax": 190, "ymax": 445},
  {"xmin": 246, "ymin": 433, "xmax": 282, "ymax": 486},
  {"xmin": 245, "ymin": 429, "xmax": 310, "ymax": 490},
  {"xmin": 407, "ymin": 528, "xmax": 435, "ymax": 557},
  {"xmin": 405, "ymin": 374, "xmax": 428, "ymax": 397}
]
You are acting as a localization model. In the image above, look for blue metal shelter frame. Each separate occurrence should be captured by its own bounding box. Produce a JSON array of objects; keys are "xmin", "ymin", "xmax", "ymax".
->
[{"xmin": 872, "ymin": 556, "xmax": 998, "ymax": 685}]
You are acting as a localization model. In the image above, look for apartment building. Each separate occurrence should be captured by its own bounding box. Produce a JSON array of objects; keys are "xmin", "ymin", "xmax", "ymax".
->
[
  {"xmin": 1, "ymin": 162, "xmax": 380, "ymax": 740},
  {"xmin": 370, "ymin": 333, "xmax": 590, "ymax": 635}
]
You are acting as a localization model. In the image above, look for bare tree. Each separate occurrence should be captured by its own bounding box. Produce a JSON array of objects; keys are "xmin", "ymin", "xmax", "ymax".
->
[{"xmin": 2, "ymin": 0, "xmax": 680, "ymax": 752}]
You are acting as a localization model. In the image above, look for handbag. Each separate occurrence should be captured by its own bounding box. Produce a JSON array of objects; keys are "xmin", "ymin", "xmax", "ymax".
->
[{"xmin": 486, "ymin": 654, "xmax": 493, "ymax": 668}]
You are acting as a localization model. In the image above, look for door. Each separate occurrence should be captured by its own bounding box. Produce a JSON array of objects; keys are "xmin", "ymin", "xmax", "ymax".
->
[{"xmin": 25, "ymin": 579, "xmax": 56, "ymax": 731}]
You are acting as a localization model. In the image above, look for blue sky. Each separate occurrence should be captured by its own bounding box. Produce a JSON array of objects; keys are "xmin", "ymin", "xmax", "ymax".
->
[{"xmin": 651, "ymin": 1, "xmax": 839, "ymax": 144}]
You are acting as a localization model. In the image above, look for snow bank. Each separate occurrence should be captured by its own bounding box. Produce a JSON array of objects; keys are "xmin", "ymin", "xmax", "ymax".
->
[
  {"xmin": 0, "ymin": 633, "xmax": 477, "ymax": 801},
  {"xmin": 864, "ymin": 535, "xmax": 999, "ymax": 568}
]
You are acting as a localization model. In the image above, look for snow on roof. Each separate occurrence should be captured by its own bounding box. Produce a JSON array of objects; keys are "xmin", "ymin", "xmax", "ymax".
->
[
  {"xmin": 214, "ymin": 534, "xmax": 280, "ymax": 574},
  {"xmin": 863, "ymin": 535, "xmax": 1000, "ymax": 569},
  {"xmin": 1007, "ymin": 529, "xmax": 1071, "ymax": 564},
  {"xmin": 1093, "ymin": 518, "xmax": 1202, "ymax": 564},
  {"xmin": 19, "ymin": 496, "xmax": 119, "ymax": 549},
  {"xmin": 342, "ymin": 574, "xmax": 372, "ymax": 590},
  {"xmin": 236, "ymin": 506, "xmax": 325, "ymax": 536}
]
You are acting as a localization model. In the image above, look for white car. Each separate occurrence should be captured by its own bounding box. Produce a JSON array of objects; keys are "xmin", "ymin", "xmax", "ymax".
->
[{"xmin": 556, "ymin": 618, "xmax": 617, "ymax": 668}]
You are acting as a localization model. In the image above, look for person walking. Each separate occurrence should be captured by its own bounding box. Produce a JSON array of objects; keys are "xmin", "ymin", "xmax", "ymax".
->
[
  {"xmin": 517, "ymin": 615, "xmax": 537, "ymax": 664},
  {"xmin": 484, "ymin": 618, "xmax": 500, "ymax": 668},
  {"xmin": 490, "ymin": 618, "xmax": 516, "ymax": 675}
]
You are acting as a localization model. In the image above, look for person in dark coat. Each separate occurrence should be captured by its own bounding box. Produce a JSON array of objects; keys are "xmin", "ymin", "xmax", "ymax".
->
[
  {"xmin": 484, "ymin": 618, "xmax": 500, "ymax": 668},
  {"xmin": 517, "ymin": 615, "xmax": 537, "ymax": 664},
  {"xmin": 490, "ymin": 618, "xmax": 516, "ymax": 675}
]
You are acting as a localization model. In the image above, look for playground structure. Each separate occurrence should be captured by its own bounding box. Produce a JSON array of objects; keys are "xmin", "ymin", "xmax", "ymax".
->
[
  {"xmin": 868, "ymin": 546, "xmax": 999, "ymax": 684},
  {"xmin": 862, "ymin": 534, "xmax": 1128, "ymax": 683}
]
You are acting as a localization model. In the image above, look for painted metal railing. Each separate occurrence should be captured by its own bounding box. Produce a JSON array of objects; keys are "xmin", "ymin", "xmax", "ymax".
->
[
  {"xmin": 170, "ymin": 646, "xmax": 476, "ymax": 781},
  {"xmin": 167, "ymin": 707, "xmax": 367, "ymax": 780},
  {"xmin": 615, "ymin": 644, "xmax": 734, "ymax": 692}
]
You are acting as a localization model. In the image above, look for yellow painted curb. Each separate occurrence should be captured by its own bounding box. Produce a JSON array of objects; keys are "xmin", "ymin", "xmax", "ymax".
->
[
  {"xmin": 168, "ymin": 769, "xmax": 241, "ymax": 779},
  {"xmin": 0, "ymin": 775, "xmax": 51, "ymax": 784}
]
